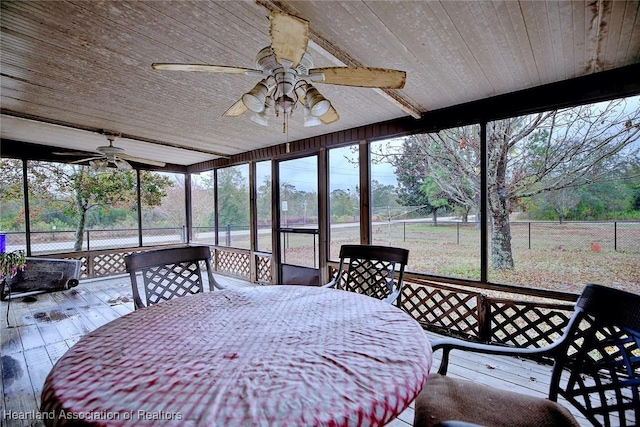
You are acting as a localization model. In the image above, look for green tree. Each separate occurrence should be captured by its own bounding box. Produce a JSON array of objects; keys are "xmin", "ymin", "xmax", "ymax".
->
[
  {"xmin": 1, "ymin": 160, "xmax": 173, "ymax": 250},
  {"xmin": 385, "ymin": 139, "xmax": 433, "ymax": 217},
  {"xmin": 257, "ymin": 175, "xmax": 272, "ymax": 225},
  {"xmin": 371, "ymin": 180, "xmax": 399, "ymax": 211},
  {"xmin": 217, "ymin": 166, "xmax": 249, "ymax": 228},
  {"xmin": 330, "ymin": 188, "xmax": 358, "ymax": 221}
]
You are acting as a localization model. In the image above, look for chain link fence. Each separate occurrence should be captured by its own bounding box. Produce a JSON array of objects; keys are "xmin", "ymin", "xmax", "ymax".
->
[
  {"xmin": 3, "ymin": 227, "xmax": 185, "ymax": 254},
  {"xmin": 373, "ymin": 220, "xmax": 640, "ymax": 253},
  {"xmin": 3, "ymin": 221, "xmax": 639, "ymax": 255}
]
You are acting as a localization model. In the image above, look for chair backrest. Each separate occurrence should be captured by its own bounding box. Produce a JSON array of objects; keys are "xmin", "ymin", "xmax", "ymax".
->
[
  {"xmin": 549, "ymin": 284, "xmax": 640, "ymax": 427},
  {"xmin": 124, "ymin": 246, "xmax": 217, "ymax": 309},
  {"xmin": 333, "ymin": 244, "xmax": 409, "ymax": 303}
]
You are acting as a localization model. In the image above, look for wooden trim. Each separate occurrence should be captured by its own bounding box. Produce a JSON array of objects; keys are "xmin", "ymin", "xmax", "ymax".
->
[
  {"xmin": 318, "ymin": 148, "xmax": 329, "ymax": 285},
  {"xmin": 359, "ymin": 140, "xmax": 371, "ymax": 244},
  {"xmin": 404, "ymin": 272, "xmax": 579, "ymax": 302},
  {"xmin": 136, "ymin": 170, "xmax": 143, "ymax": 247},
  {"xmin": 185, "ymin": 173, "xmax": 192, "ymax": 244},
  {"xmin": 249, "ymin": 161, "xmax": 258, "ymax": 283},
  {"xmin": 271, "ymin": 159, "xmax": 281, "ymax": 284},
  {"xmin": 213, "ymin": 169, "xmax": 219, "ymax": 246},
  {"xmin": 1, "ymin": 139, "xmax": 188, "ymax": 173},
  {"xmin": 480, "ymin": 121, "xmax": 488, "ymax": 283},
  {"xmin": 21, "ymin": 159, "xmax": 32, "ymax": 257}
]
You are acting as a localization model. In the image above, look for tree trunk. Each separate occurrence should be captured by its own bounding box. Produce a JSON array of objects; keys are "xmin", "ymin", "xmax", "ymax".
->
[
  {"xmin": 490, "ymin": 198, "xmax": 514, "ymax": 270},
  {"xmin": 488, "ymin": 127, "xmax": 515, "ymax": 270},
  {"xmin": 74, "ymin": 207, "xmax": 87, "ymax": 251},
  {"xmin": 432, "ymin": 209, "xmax": 438, "ymax": 226}
]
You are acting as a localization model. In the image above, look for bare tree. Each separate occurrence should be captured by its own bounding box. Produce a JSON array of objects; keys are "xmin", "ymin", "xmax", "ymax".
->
[{"xmin": 384, "ymin": 97, "xmax": 640, "ymax": 270}]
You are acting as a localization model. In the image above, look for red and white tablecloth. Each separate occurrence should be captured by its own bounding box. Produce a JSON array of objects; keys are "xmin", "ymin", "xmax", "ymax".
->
[{"xmin": 41, "ymin": 285, "xmax": 432, "ymax": 426}]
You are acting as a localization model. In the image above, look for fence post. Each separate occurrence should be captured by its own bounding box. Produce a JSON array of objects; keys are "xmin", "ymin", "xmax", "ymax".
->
[
  {"xmin": 86, "ymin": 230, "xmax": 90, "ymax": 251},
  {"xmin": 456, "ymin": 222, "xmax": 460, "ymax": 245},
  {"xmin": 403, "ymin": 221, "xmax": 406, "ymax": 242},
  {"xmin": 87, "ymin": 252, "xmax": 94, "ymax": 278},
  {"xmin": 226, "ymin": 224, "xmax": 231, "ymax": 246},
  {"xmin": 528, "ymin": 222, "xmax": 531, "ymax": 250},
  {"xmin": 614, "ymin": 221, "xmax": 618, "ymax": 252}
]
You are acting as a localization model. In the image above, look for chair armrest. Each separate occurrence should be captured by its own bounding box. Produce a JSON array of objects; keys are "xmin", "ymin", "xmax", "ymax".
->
[
  {"xmin": 436, "ymin": 422, "xmax": 485, "ymax": 427},
  {"xmin": 382, "ymin": 287, "xmax": 401, "ymax": 305},
  {"xmin": 322, "ymin": 278, "xmax": 337, "ymax": 288},
  {"xmin": 432, "ymin": 337, "xmax": 561, "ymax": 375}
]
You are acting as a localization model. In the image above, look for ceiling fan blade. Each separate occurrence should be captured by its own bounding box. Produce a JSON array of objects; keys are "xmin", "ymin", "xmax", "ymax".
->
[
  {"xmin": 70, "ymin": 157, "xmax": 102, "ymax": 164},
  {"xmin": 117, "ymin": 154, "xmax": 166, "ymax": 167},
  {"xmin": 53, "ymin": 151, "xmax": 96, "ymax": 156},
  {"xmin": 310, "ymin": 67, "xmax": 406, "ymax": 89},
  {"xmin": 320, "ymin": 105, "xmax": 340, "ymax": 124},
  {"xmin": 269, "ymin": 11, "xmax": 309, "ymax": 68},
  {"xmin": 114, "ymin": 158, "xmax": 133, "ymax": 171},
  {"xmin": 223, "ymin": 98, "xmax": 249, "ymax": 117},
  {"xmin": 152, "ymin": 63, "xmax": 262, "ymax": 76}
]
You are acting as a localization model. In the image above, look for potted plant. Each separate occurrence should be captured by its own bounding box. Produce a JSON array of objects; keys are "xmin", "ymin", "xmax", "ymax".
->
[{"xmin": 1, "ymin": 249, "xmax": 27, "ymax": 297}]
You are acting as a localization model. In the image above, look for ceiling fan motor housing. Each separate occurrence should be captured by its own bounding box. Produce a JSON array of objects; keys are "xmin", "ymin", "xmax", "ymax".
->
[{"xmin": 96, "ymin": 145, "xmax": 125, "ymax": 155}]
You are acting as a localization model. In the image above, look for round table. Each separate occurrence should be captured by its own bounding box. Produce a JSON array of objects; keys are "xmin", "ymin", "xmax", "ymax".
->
[{"xmin": 41, "ymin": 286, "xmax": 432, "ymax": 426}]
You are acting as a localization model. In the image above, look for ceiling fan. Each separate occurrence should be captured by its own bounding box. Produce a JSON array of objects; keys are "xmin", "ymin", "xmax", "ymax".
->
[
  {"xmin": 54, "ymin": 134, "xmax": 166, "ymax": 170},
  {"xmin": 151, "ymin": 11, "xmax": 406, "ymax": 130}
]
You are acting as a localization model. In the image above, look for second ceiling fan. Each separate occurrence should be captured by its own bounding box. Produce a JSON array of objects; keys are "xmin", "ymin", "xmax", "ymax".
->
[{"xmin": 152, "ymin": 11, "xmax": 406, "ymax": 130}]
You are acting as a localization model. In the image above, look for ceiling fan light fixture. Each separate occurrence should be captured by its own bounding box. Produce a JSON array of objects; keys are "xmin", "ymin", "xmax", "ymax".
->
[
  {"xmin": 242, "ymin": 81, "xmax": 270, "ymax": 113},
  {"xmin": 306, "ymin": 86, "xmax": 331, "ymax": 117},
  {"xmin": 250, "ymin": 111, "xmax": 269, "ymax": 127},
  {"xmin": 114, "ymin": 158, "xmax": 132, "ymax": 171},
  {"xmin": 89, "ymin": 159, "xmax": 108, "ymax": 172},
  {"xmin": 275, "ymin": 95, "xmax": 297, "ymax": 115},
  {"xmin": 303, "ymin": 106, "xmax": 322, "ymax": 127}
]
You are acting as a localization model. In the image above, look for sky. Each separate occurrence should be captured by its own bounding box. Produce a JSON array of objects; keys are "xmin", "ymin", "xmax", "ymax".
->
[{"xmin": 262, "ymin": 139, "xmax": 401, "ymax": 194}]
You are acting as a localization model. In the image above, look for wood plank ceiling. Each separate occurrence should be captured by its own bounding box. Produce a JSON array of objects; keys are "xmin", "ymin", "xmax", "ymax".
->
[{"xmin": 1, "ymin": 1, "xmax": 639, "ymax": 167}]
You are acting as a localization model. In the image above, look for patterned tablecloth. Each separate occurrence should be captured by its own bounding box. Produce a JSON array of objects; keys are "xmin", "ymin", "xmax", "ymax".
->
[{"xmin": 41, "ymin": 286, "xmax": 432, "ymax": 426}]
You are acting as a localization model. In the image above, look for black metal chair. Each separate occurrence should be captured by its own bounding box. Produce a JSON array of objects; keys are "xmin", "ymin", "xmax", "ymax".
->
[
  {"xmin": 324, "ymin": 244, "xmax": 409, "ymax": 304},
  {"xmin": 414, "ymin": 283, "xmax": 640, "ymax": 427},
  {"xmin": 124, "ymin": 246, "xmax": 218, "ymax": 309}
]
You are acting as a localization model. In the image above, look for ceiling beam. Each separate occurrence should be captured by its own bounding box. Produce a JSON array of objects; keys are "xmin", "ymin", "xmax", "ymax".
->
[
  {"xmin": 0, "ymin": 139, "xmax": 188, "ymax": 173},
  {"xmin": 0, "ymin": 110, "xmax": 230, "ymax": 158}
]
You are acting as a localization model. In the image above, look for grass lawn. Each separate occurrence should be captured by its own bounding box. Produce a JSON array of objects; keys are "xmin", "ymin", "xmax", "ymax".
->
[{"xmin": 200, "ymin": 220, "xmax": 639, "ymax": 294}]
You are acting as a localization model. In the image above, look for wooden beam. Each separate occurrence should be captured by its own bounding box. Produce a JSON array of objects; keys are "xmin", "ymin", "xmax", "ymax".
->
[
  {"xmin": 0, "ymin": 112, "xmax": 230, "ymax": 158},
  {"xmin": 1, "ymin": 140, "xmax": 188, "ymax": 173}
]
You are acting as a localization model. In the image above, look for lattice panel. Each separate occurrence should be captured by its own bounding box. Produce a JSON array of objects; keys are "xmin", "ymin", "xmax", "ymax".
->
[
  {"xmin": 76, "ymin": 256, "xmax": 89, "ymax": 278},
  {"xmin": 490, "ymin": 301, "xmax": 572, "ymax": 348},
  {"xmin": 560, "ymin": 315, "xmax": 640, "ymax": 426},
  {"xmin": 142, "ymin": 262, "xmax": 203, "ymax": 306},
  {"xmin": 217, "ymin": 250, "xmax": 250, "ymax": 277},
  {"xmin": 402, "ymin": 283, "xmax": 479, "ymax": 338},
  {"xmin": 256, "ymin": 255, "xmax": 272, "ymax": 284},
  {"xmin": 93, "ymin": 252, "xmax": 129, "ymax": 277},
  {"xmin": 337, "ymin": 259, "xmax": 395, "ymax": 300}
]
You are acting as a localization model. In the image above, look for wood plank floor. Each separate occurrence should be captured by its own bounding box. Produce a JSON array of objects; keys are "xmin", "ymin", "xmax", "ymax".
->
[{"xmin": 1, "ymin": 275, "xmax": 589, "ymax": 427}]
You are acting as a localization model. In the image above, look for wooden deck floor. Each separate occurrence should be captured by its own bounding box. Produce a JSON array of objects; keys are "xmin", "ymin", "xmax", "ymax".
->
[{"xmin": 1, "ymin": 275, "xmax": 589, "ymax": 427}]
